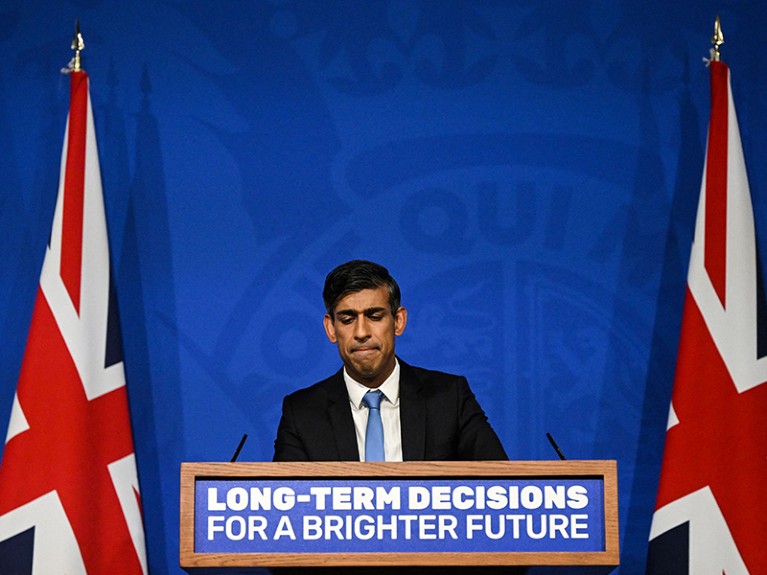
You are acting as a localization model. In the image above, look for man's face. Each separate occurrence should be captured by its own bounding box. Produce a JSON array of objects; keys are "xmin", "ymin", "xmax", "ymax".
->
[{"xmin": 323, "ymin": 286, "xmax": 407, "ymax": 389}]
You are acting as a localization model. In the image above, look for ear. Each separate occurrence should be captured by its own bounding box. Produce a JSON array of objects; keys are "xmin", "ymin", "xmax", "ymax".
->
[
  {"xmin": 323, "ymin": 313, "xmax": 338, "ymax": 343},
  {"xmin": 394, "ymin": 307, "xmax": 407, "ymax": 336}
]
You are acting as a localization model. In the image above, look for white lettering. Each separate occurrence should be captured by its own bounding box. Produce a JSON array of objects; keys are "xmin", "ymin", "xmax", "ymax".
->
[
  {"xmin": 452, "ymin": 486, "xmax": 474, "ymax": 510},
  {"xmin": 226, "ymin": 516, "xmax": 246, "ymax": 540},
  {"xmin": 248, "ymin": 516, "xmax": 268, "ymax": 540},
  {"xmin": 377, "ymin": 486, "xmax": 401, "ymax": 510},
  {"xmin": 273, "ymin": 515, "xmax": 296, "ymax": 539},
  {"xmin": 227, "ymin": 487, "xmax": 248, "ymax": 511},
  {"xmin": 333, "ymin": 487, "xmax": 352, "ymax": 510},
  {"xmin": 486, "ymin": 485, "xmax": 508, "ymax": 510},
  {"xmin": 207, "ymin": 516, "xmax": 224, "ymax": 540},
  {"xmin": 408, "ymin": 486, "xmax": 430, "ymax": 510},
  {"xmin": 521, "ymin": 487, "xmax": 543, "ymax": 510},
  {"xmin": 355, "ymin": 515, "xmax": 376, "ymax": 539},
  {"xmin": 549, "ymin": 514, "xmax": 569, "ymax": 537},
  {"xmin": 419, "ymin": 514, "xmax": 438, "ymax": 539},
  {"xmin": 400, "ymin": 514, "xmax": 418, "ymax": 538},
  {"xmin": 310, "ymin": 487, "xmax": 332, "ymax": 510},
  {"xmin": 273, "ymin": 487, "xmax": 295, "ymax": 511},
  {"xmin": 543, "ymin": 486, "xmax": 566, "ymax": 509},
  {"xmin": 571, "ymin": 514, "xmax": 589, "ymax": 538},
  {"xmin": 505, "ymin": 514, "xmax": 524, "ymax": 538},
  {"xmin": 249, "ymin": 487, "xmax": 272, "ymax": 510},
  {"xmin": 303, "ymin": 516, "xmax": 322, "ymax": 540},
  {"xmin": 354, "ymin": 487, "xmax": 375, "ymax": 510},
  {"xmin": 466, "ymin": 514, "xmax": 484, "ymax": 539},
  {"xmin": 208, "ymin": 488, "xmax": 226, "ymax": 511},
  {"xmin": 567, "ymin": 485, "xmax": 589, "ymax": 509},
  {"xmin": 439, "ymin": 515, "xmax": 459, "ymax": 539},
  {"xmin": 431, "ymin": 486, "xmax": 451, "ymax": 510},
  {"xmin": 526, "ymin": 514, "xmax": 546, "ymax": 539},
  {"xmin": 378, "ymin": 514, "xmax": 398, "ymax": 539}
]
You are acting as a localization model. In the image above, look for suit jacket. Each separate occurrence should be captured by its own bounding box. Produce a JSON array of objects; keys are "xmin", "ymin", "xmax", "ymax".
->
[{"xmin": 273, "ymin": 359, "xmax": 507, "ymax": 461}]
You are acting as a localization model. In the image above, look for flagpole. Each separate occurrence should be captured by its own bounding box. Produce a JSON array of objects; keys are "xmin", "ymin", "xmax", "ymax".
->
[
  {"xmin": 711, "ymin": 15, "xmax": 724, "ymax": 62},
  {"xmin": 63, "ymin": 19, "xmax": 85, "ymax": 74}
]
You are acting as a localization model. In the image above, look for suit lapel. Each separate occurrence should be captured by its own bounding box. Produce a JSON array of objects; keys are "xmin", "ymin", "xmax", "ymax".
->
[
  {"xmin": 399, "ymin": 360, "xmax": 426, "ymax": 460},
  {"xmin": 325, "ymin": 370, "xmax": 360, "ymax": 461}
]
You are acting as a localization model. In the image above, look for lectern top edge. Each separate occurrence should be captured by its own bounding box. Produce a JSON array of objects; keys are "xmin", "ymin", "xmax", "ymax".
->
[{"xmin": 181, "ymin": 459, "xmax": 616, "ymax": 479}]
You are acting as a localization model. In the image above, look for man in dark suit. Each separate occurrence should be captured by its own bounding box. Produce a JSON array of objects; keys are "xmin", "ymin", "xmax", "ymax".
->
[{"xmin": 274, "ymin": 259, "xmax": 506, "ymax": 462}]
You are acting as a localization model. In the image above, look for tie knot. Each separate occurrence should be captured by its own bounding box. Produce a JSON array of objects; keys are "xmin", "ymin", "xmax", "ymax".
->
[{"xmin": 362, "ymin": 389, "xmax": 383, "ymax": 410}]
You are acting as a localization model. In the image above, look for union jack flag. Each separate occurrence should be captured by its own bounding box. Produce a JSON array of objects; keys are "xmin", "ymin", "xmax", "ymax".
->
[
  {"xmin": 646, "ymin": 61, "xmax": 767, "ymax": 573},
  {"xmin": 0, "ymin": 70, "xmax": 147, "ymax": 573}
]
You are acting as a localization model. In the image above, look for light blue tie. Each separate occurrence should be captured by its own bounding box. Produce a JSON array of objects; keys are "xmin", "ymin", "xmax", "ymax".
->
[{"xmin": 362, "ymin": 390, "xmax": 384, "ymax": 462}]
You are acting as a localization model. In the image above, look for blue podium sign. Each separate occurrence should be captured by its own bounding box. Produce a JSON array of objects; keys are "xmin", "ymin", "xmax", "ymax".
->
[
  {"xmin": 180, "ymin": 461, "xmax": 619, "ymax": 570},
  {"xmin": 197, "ymin": 477, "xmax": 604, "ymax": 554}
]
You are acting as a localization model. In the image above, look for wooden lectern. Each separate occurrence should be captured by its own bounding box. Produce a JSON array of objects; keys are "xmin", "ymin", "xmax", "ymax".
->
[{"xmin": 180, "ymin": 460, "xmax": 618, "ymax": 572}]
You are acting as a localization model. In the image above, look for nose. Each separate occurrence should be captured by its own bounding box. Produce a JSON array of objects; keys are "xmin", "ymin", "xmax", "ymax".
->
[{"xmin": 353, "ymin": 316, "xmax": 371, "ymax": 340}]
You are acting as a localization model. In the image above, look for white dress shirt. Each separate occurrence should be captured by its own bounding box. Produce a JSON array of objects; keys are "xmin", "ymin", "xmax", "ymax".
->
[{"xmin": 344, "ymin": 359, "xmax": 403, "ymax": 462}]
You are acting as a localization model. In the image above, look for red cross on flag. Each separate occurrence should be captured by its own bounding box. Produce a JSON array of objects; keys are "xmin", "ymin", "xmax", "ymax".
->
[
  {"xmin": 0, "ymin": 70, "xmax": 147, "ymax": 573},
  {"xmin": 646, "ymin": 61, "xmax": 767, "ymax": 573}
]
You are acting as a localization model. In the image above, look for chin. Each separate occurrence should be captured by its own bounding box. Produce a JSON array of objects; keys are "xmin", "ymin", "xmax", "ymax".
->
[
  {"xmin": 354, "ymin": 367, "xmax": 379, "ymax": 379},
  {"xmin": 351, "ymin": 366, "xmax": 381, "ymax": 382}
]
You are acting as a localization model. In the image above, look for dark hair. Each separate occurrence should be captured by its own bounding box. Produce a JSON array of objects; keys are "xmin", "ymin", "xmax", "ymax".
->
[{"xmin": 323, "ymin": 260, "xmax": 401, "ymax": 318}]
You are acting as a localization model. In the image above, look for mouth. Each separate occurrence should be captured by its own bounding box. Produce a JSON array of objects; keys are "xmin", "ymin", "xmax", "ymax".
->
[{"xmin": 351, "ymin": 346, "xmax": 379, "ymax": 355}]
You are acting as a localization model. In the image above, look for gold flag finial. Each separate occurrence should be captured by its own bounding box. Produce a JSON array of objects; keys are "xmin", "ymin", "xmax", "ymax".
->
[
  {"xmin": 711, "ymin": 15, "xmax": 724, "ymax": 62},
  {"xmin": 63, "ymin": 20, "xmax": 85, "ymax": 74}
]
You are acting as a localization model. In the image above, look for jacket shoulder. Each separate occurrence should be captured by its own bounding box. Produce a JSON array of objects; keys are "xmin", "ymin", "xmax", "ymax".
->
[
  {"xmin": 399, "ymin": 361, "xmax": 467, "ymax": 387},
  {"xmin": 283, "ymin": 370, "xmax": 342, "ymax": 405}
]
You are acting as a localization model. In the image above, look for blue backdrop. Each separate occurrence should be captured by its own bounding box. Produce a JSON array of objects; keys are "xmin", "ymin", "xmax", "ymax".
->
[{"xmin": 3, "ymin": 1, "xmax": 767, "ymax": 573}]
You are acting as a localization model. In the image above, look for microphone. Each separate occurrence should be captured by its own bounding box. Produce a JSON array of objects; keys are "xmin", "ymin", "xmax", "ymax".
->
[
  {"xmin": 546, "ymin": 432, "xmax": 567, "ymax": 461},
  {"xmin": 230, "ymin": 433, "xmax": 248, "ymax": 462}
]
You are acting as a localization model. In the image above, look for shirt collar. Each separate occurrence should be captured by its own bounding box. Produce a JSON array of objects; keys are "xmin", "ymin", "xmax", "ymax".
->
[{"xmin": 344, "ymin": 359, "xmax": 400, "ymax": 408}]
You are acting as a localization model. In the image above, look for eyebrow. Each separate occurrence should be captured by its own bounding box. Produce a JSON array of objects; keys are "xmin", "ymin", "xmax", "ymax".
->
[{"xmin": 335, "ymin": 306, "xmax": 388, "ymax": 317}]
